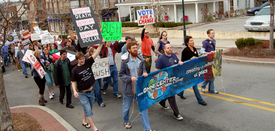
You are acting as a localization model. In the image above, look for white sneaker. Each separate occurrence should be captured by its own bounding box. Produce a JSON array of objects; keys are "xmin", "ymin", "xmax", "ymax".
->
[
  {"xmin": 49, "ymin": 93, "xmax": 53, "ymax": 99},
  {"xmin": 201, "ymin": 88, "xmax": 206, "ymax": 93},
  {"xmin": 51, "ymin": 91, "xmax": 55, "ymax": 96},
  {"xmin": 116, "ymin": 94, "xmax": 122, "ymax": 99},
  {"xmin": 174, "ymin": 114, "xmax": 183, "ymax": 121}
]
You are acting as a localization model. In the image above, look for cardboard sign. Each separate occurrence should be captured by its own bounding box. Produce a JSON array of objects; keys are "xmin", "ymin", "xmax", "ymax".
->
[
  {"xmin": 91, "ymin": 58, "xmax": 110, "ymax": 80},
  {"xmin": 21, "ymin": 38, "xmax": 32, "ymax": 46},
  {"xmin": 41, "ymin": 30, "xmax": 54, "ymax": 45},
  {"xmin": 27, "ymin": 52, "xmax": 46, "ymax": 79},
  {"xmin": 68, "ymin": 30, "xmax": 75, "ymax": 40},
  {"xmin": 137, "ymin": 9, "xmax": 155, "ymax": 25},
  {"xmin": 101, "ymin": 22, "xmax": 122, "ymax": 41},
  {"xmin": 21, "ymin": 29, "xmax": 31, "ymax": 39},
  {"xmin": 69, "ymin": 7, "xmax": 103, "ymax": 48}
]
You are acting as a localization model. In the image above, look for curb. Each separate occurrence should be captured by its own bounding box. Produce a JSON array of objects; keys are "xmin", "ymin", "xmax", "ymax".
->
[{"xmin": 10, "ymin": 105, "xmax": 76, "ymax": 131}]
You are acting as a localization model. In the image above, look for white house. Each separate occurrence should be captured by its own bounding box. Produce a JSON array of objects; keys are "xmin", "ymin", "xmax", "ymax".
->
[{"xmin": 115, "ymin": 0, "xmax": 254, "ymax": 23}]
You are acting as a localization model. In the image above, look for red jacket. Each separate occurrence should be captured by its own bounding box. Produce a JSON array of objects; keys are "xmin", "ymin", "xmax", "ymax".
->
[{"xmin": 100, "ymin": 41, "xmax": 118, "ymax": 63}]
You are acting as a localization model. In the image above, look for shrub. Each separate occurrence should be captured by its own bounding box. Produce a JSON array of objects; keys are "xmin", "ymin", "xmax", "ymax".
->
[
  {"xmin": 59, "ymin": 35, "xmax": 68, "ymax": 39},
  {"xmin": 122, "ymin": 22, "xmax": 193, "ymax": 27},
  {"xmin": 235, "ymin": 38, "xmax": 246, "ymax": 49},
  {"xmin": 244, "ymin": 38, "xmax": 255, "ymax": 46},
  {"xmin": 255, "ymin": 40, "xmax": 263, "ymax": 46}
]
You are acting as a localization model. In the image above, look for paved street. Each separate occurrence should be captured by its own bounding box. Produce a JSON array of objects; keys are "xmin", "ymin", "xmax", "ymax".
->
[
  {"xmin": 4, "ymin": 47, "xmax": 275, "ymax": 131},
  {"xmin": 187, "ymin": 15, "xmax": 253, "ymax": 32}
]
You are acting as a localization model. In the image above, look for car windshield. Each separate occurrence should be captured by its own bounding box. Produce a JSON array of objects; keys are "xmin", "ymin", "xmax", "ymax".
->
[
  {"xmin": 261, "ymin": 2, "xmax": 269, "ymax": 7},
  {"xmin": 256, "ymin": 8, "xmax": 271, "ymax": 15}
]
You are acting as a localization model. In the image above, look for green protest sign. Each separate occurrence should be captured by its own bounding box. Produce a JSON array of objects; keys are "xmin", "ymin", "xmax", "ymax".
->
[{"xmin": 101, "ymin": 22, "xmax": 122, "ymax": 41}]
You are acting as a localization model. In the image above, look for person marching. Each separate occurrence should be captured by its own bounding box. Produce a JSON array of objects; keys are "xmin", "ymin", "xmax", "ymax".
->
[
  {"xmin": 71, "ymin": 42, "xmax": 103, "ymax": 131},
  {"xmin": 177, "ymin": 36, "xmax": 207, "ymax": 106},
  {"xmin": 119, "ymin": 41, "xmax": 154, "ymax": 131},
  {"xmin": 155, "ymin": 44, "xmax": 184, "ymax": 121}
]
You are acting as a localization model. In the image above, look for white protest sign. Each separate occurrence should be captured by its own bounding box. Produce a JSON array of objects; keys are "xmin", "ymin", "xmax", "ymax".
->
[
  {"xmin": 54, "ymin": 51, "xmax": 76, "ymax": 61},
  {"xmin": 22, "ymin": 50, "xmax": 34, "ymax": 63},
  {"xmin": 33, "ymin": 26, "xmax": 41, "ymax": 34},
  {"xmin": 41, "ymin": 30, "xmax": 54, "ymax": 45},
  {"xmin": 31, "ymin": 33, "xmax": 41, "ymax": 41},
  {"xmin": 27, "ymin": 52, "xmax": 46, "ymax": 79},
  {"xmin": 92, "ymin": 58, "xmax": 110, "ymax": 80},
  {"xmin": 137, "ymin": 9, "xmax": 155, "ymax": 26}
]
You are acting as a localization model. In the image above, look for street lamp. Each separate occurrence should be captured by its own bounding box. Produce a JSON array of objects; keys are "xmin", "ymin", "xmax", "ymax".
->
[{"xmin": 182, "ymin": 0, "xmax": 186, "ymax": 45}]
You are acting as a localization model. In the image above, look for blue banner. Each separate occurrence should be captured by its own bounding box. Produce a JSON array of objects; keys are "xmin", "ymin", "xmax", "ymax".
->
[{"xmin": 136, "ymin": 50, "xmax": 223, "ymax": 112}]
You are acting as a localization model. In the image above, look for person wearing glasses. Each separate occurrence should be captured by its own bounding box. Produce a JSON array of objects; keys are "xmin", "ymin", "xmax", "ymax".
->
[
  {"xmin": 141, "ymin": 23, "xmax": 155, "ymax": 73},
  {"xmin": 155, "ymin": 31, "xmax": 170, "ymax": 57}
]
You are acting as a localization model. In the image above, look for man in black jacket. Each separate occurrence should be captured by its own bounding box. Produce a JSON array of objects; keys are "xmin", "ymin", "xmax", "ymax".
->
[{"xmin": 54, "ymin": 50, "xmax": 74, "ymax": 108}]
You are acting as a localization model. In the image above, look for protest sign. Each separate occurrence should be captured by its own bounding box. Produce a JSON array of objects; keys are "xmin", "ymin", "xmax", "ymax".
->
[
  {"xmin": 26, "ymin": 51, "xmax": 46, "ymax": 79},
  {"xmin": 137, "ymin": 9, "xmax": 155, "ymax": 25},
  {"xmin": 69, "ymin": 7, "xmax": 102, "ymax": 48},
  {"xmin": 21, "ymin": 38, "xmax": 32, "ymax": 47},
  {"xmin": 22, "ymin": 50, "xmax": 33, "ymax": 63},
  {"xmin": 68, "ymin": 30, "xmax": 75, "ymax": 40},
  {"xmin": 33, "ymin": 26, "xmax": 41, "ymax": 34},
  {"xmin": 136, "ymin": 50, "xmax": 223, "ymax": 112},
  {"xmin": 40, "ymin": 30, "xmax": 54, "ymax": 45},
  {"xmin": 91, "ymin": 58, "xmax": 110, "ymax": 79},
  {"xmin": 101, "ymin": 22, "xmax": 122, "ymax": 41},
  {"xmin": 21, "ymin": 29, "xmax": 31, "ymax": 39},
  {"xmin": 5, "ymin": 32, "xmax": 20, "ymax": 45},
  {"xmin": 53, "ymin": 50, "xmax": 76, "ymax": 62},
  {"xmin": 31, "ymin": 33, "xmax": 41, "ymax": 41}
]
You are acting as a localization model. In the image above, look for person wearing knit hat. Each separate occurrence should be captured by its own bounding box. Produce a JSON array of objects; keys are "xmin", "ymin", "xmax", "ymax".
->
[{"xmin": 53, "ymin": 49, "xmax": 74, "ymax": 108}]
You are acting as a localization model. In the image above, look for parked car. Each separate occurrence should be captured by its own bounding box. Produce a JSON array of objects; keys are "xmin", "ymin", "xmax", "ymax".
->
[
  {"xmin": 244, "ymin": 6, "xmax": 275, "ymax": 32},
  {"xmin": 0, "ymin": 56, "xmax": 5, "ymax": 73},
  {"xmin": 247, "ymin": 2, "xmax": 270, "ymax": 15}
]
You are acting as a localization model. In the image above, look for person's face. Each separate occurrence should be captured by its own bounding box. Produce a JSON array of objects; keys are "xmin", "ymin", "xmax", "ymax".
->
[
  {"xmin": 43, "ymin": 48, "xmax": 49, "ymax": 54},
  {"xmin": 164, "ymin": 44, "xmax": 172, "ymax": 55},
  {"xmin": 61, "ymin": 52, "xmax": 67, "ymax": 60},
  {"xmin": 15, "ymin": 42, "xmax": 18, "ymax": 46},
  {"xmin": 106, "ymin": 41, "xmax": 111, "ymax": 47},
  {"xmin": 126, "ymin": 39, "xmax": 131, "ymax": 44},
  {"xmin": 187, "ymin": 38, "xmax": 194, "ymax": 47},
  {"xmin": 51, "ymin": 44, "xmax": 55, "ymax": 50},
  {"xmin": 34, "ymin": 45, "xmax": 38, "ymax": 50},
  {"xmin": 29, "ymin": 44, "xmax": 33, "ymax": 49},
  {"xmin": 20, "ymin": 45, "xmax": 24, "ymax": 49},
  {"xmin": 144, "ymin": 30, "xmax": 149, "ymax": 38},
  {"xmin": 58, "ymin": 38, "xmax": 61, "ymax": 41},
  {"xmin": 67, "ymin": 41, "xmax": 72, "ymax": 47},
  {"xmin": 128, "ymin": 45, "xmax": 138, "ymax": 57},
  {"xmin": 208, "ymin": 31, "xmax": 215, "ymax": 39},
  {"xmin": 77, "ymin": 56, "xmax": 85, "ymax": 66},
  {"xmin": 162, "ymin": 32, "xmax": 167, "ymax": 39}
]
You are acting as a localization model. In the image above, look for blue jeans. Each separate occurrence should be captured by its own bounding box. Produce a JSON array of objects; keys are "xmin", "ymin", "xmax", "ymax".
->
[
  {"xmin": 177, "ymin": 85, "xmax": 204, "ymax": 103},
  {"xmin": 45, "ymin": 70, "xmax": 53, "ymax": 87},
  {"xmin": 122, "ymin": 94, "xmax": 151, "ymax": 131},
  {"xmin": 3, "ymin": 53, "xmax": 9, "ymax": 66},
  {"xmin": 201, "ymin": 78, "xmax": 215, "ymax": 92},
  {"xmin": 20, "ymin": 62, "xmax": 28, "ymax": 76},
  {"xmin": 103, "ymin": 65, "xmax": 118, "ymax": 96},
  {"xmin": 94, "ymin": 79, "xmax": 103, "ymax": 105},
  {"xmin": 78, "ymin": 90, "xmax": 95, "ymax": 118}
]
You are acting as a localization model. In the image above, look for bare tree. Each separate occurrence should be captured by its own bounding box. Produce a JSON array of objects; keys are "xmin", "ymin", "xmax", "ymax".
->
[
  {"xmin": 269, "ymin": 0, "xmax": 274, "ymax": 50},
  {"xmin": 147, "ymin": 0, "xmax": 165, "ymax": 32},
  {"xmin": 0, "ymin": 0, "xmax": 31, "ymax": 130}
]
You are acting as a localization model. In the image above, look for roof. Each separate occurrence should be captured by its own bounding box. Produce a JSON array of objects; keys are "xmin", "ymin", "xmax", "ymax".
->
[{"xmin": 116, "ymin": 0, "xmax": 223, "ymax": 6}]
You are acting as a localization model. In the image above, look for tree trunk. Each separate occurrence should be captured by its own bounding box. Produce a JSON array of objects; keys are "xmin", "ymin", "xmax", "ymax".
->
[
  {"xmin": 270, "ymin": 0, "xmax": 274, "ymax": 50},
  {"xmin": 0, "ymin": 67, "xmax": 13, "ymax": 131}
]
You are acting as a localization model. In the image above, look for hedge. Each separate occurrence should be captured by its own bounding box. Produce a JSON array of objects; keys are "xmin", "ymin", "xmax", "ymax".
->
[
  {"xmin": 59, "ymin": 35, "xmax": 69, "ymax": 39},
  {"xmin": 122, "ymin": 22, "xmax": 193, "ymax": 27}
]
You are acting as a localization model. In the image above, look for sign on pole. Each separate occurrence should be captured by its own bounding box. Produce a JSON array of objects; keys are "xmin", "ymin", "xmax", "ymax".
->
[
  {"xmin": 21, "ymin": 38, "xmax": 33, "ymax": 49},
  {"xmin": 31, "ymin": 33, "xmax": 41, "ymax": 41},
  {"xmin": 91, "ymin": 58, "xmax": 110, "ymax": 79},
  {"xmin": 69, "ymin": 7, "xmax": 103, "ymax": 48},
  {"xmin": 101, "ymin": 22, "xmax": 122, "ymax": 41},
  {"xmin": 41, "ymin": 30, "xmax": 54, "ymax": 45},
  {"xmin": 21, "ymin": 29, "xmax": 31, "ymax": 39},
  {"xmin": 22, "ymin": 50, "xmax": 33, "ymax": 63},
  {"xmin": 33, "ymin": 26, "xmax": 41, "ymax": 34},
  {"xmin": 137, "ymin": 9, "xmax": 155, "ymax": 26}
]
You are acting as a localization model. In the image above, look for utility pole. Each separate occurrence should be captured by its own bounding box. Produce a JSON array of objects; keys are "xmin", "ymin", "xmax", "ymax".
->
[{"xmin": 182, "ymin": 0, "xmax": 186, "ymax": 45}]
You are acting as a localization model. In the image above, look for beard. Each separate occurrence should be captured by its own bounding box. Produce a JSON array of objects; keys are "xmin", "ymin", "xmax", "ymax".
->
[{"xmin": 130, "ymin": 50, "xmax": 138, "ymax": 57}]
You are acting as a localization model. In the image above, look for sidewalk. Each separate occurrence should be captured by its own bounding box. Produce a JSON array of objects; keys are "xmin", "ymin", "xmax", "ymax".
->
[{"xmin": 10, "ymin": 105, "xmax": 76, "ymax": 131}]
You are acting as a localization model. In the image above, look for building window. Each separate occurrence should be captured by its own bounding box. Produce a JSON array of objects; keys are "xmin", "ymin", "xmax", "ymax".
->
[
  {"xmin": 38, "ymin": 1, "xmax": 42, "ymax": 9},
  {"xmin": 70, "ymin": 1, "xmax": 79, "ymax": 8},
  {"xmin": 90, "ymin": 0, "xmax": 95, "ymax": 9},
  {"xmin": 51, "ymin": 22, "xmax": 54, "ymax": 32},
  {"xmin": 55, "ymin": 22, "xmax": 59, "ymax": 32},
  {"xmin": 237, "ymin": 0, "xmax": 239, "ymax": 7},
  {"xmin": 10, "ymin": 12, "xmax": 15, "ymax": 17},
  {"xmin": 101, "ymin": 0, "xmax": 108, "ymax": 8}
]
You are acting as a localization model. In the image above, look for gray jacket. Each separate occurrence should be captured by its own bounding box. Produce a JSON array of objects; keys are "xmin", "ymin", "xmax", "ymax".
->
[
  {"xmin": 16, "ymin": 49, "xmax": 27, "ymax": 63},
  {"xmin": 119, "ymin": 54, "xmax": 147, "ymax": 96}
]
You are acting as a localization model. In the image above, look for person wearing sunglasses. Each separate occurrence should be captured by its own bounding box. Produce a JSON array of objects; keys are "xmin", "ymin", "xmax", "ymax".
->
[
  {"xmin": 155, "ymin": 31, "xmax": 170, "ymax": 57},
  {"xmin": 141, "ymin": 23, "xmax": 155, "ymax": 73}
]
